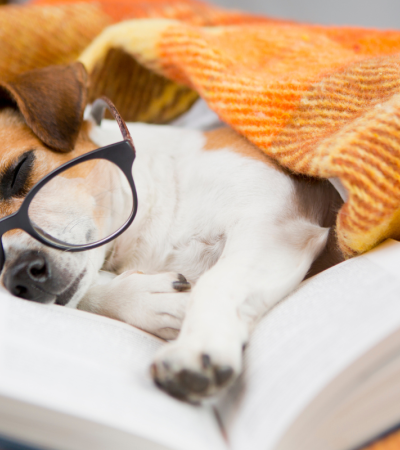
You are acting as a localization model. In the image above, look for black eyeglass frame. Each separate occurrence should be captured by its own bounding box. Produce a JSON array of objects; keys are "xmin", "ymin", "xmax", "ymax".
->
[{"xmin": 0, "ymin": 97, "xmax": 138, "ymax": 273}]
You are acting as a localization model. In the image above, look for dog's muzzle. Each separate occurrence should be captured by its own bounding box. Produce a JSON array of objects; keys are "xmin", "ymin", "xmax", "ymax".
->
[{"xmin": 2, "ymin": 250, "xmax": 74, "ymax": 304}]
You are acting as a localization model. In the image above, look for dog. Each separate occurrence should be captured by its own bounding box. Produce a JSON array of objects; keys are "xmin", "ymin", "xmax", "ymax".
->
[{"xmin": 0, "ymin": 63, "xmax": 343, "ymax": 402}]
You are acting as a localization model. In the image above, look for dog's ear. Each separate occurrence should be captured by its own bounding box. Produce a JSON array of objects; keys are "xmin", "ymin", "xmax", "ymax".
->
[{"xmin": 0, "ymin": 63, "xmax": 88, "ymax": 152}]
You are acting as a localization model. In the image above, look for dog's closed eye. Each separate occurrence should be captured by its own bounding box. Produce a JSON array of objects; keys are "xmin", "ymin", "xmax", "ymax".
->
[{"xmin": 0, "ymin": 150, "xmax": 35, "ymax": 200}]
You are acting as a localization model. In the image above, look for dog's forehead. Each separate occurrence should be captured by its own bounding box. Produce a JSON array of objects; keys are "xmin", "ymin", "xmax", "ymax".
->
[
  {"xmin": 0, "ymin": 108, "xmax": 43, "ymax": 162},
  {"xmin": 0, "ymin": 109, "xmax": 66, "ymax": 194},
  {"xmin": 0, "ymin": 108, "xmax": 96, "ymax": 171}
]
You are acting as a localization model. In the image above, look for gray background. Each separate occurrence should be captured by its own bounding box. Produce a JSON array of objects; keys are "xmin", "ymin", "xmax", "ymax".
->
[{"xmin": 209, "ymin": 0, "xmax": 400, "ymax": 29}]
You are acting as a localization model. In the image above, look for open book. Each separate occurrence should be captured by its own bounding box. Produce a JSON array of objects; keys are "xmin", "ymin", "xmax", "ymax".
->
[{"xmin": 2, "ymin": 239, "xmax": 400, "ymax": 450}]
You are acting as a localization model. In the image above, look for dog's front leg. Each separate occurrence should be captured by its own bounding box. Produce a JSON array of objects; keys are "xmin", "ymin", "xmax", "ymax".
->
[
  {"xmin": 78, "ymin": 271, "xmax": 191, "ymax": 340},
  {"xmin": 151, "ymin": 224, "xmax": 329, "ymax": 402}
]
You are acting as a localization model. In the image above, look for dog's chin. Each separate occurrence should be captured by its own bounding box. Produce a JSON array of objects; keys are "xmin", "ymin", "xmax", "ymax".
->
[{"xmin": 55, "ymin": 269, "xmax": 87, "ymax": 307}]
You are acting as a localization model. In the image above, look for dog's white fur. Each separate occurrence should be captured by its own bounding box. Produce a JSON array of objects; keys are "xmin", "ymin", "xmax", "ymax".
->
[
  {"xmin": 84, "ymin": 118, "xmax": 328, "ymax": 399},
  {"xmin": 1, "ymin": 108, "xmax": 338, "ymax": 401}
]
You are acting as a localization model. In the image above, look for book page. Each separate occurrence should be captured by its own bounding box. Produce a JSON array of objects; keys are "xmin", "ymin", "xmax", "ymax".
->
[
  {"xmin": 217, "ymin": 239, "xmax": 400, "ymax": 450},
  {"xmin": 0, "ymin": 292, "xmax": 227, "ymax": 450}
]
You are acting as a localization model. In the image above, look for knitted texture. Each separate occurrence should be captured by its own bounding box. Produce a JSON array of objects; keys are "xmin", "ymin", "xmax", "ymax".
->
[
  {"xmin": 79, "ymin": 17, "xmax": 400, "ymax": 257},
  {"xmin": 32, "ymin": 0, "xmax": 287, "ymax": 25},
  {"xmin": 27, "ymin": 1, "xmax": 286, "ymax": 123},
  {"xmin": 0, "ymin": 3, "xmax": 111, "ymax": 80}
]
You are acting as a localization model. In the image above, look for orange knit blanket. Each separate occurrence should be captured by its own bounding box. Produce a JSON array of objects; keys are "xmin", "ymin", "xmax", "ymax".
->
[
  {"xmin": 1, "ymin": 1, "xmax": 400, "ymax": 447},
  {"xmin": 77, "ymin": 10, "xmax": 400, "ymax": 260}
]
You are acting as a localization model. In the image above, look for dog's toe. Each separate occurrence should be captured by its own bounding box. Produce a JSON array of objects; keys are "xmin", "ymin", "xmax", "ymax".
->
[
  {"xmin": 104, "ymin": 271, "xmax": 191, "ymax": 339},
  {"xmin": 115, "ymin": 271, "xmax": 191, "ymax": 294}
]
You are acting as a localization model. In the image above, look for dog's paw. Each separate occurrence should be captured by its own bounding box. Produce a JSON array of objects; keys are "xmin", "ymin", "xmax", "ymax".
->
[
  {"xmin": 81, "ymin": 272, "xmax": 191, "ymax": 340},
  {"xmin": 150, "ymin": 341, "xmax": 241, "ymax": 402},
  {"xmin": 116, "ymin": 271, "xmax": 192, "ymax": 339}
]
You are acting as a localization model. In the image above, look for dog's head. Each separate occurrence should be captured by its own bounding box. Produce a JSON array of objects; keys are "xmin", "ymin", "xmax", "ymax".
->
[{"xmin": 0, "ymin": 63, "xmax": 125, "ymax": 307}]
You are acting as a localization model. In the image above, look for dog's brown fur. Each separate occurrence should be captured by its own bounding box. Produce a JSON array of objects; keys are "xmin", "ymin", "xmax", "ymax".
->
[
  {"xmin": 0, "ymin": 63, "xmax": 88, "ymax": 152},
  {"xmin": 0, "ymin": 64, "xmax": 97, "ymax": 220}
]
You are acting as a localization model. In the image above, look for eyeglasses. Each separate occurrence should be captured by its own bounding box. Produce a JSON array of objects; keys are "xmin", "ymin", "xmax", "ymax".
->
[{"xmin": 0, "ymin": 97, "xmax": 138, "ymax": 272}]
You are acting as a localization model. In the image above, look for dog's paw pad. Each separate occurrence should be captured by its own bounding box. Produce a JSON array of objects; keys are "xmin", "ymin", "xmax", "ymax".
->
[
  {"xmin": 179, "ymin": 369, "xmax": 210, "ymax": 393},
  {"xmin": 214, "ymin": 365, "xmax": 234, "ymax": 386},
  {"xmin": 151, "ymin": 348, "xmax": 237, "ymax": 402}
]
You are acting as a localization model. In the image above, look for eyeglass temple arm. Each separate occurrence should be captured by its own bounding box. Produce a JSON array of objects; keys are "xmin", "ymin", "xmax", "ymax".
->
[{"xmin": 90, "ymin": 97, "xmax": 135, "ymax": 153}]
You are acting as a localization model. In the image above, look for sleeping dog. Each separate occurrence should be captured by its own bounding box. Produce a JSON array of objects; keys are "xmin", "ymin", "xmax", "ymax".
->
[{"xmin": 0, "ymin": 63, "xmax": 343, "ymax": 402}]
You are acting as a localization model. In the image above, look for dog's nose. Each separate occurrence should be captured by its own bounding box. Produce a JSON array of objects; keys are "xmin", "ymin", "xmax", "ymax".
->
[{"xmin": 3, "ymin": 251, "xmax": 55, "ymax": 303}]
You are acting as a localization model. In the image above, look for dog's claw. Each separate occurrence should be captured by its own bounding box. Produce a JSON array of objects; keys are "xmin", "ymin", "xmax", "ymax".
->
[
  {"xmin": 201, "ymin": 353, "xmax": 211, "ymax": 368},
  {"xmin": 172, "ymin": 274, "xmax": 191, "ymax": 292}
]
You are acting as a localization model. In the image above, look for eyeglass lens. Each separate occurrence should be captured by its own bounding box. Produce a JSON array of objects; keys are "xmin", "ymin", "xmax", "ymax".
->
[{"xmin": 27, "ymin": 159, "xmax": 134, "ymax": 247}]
